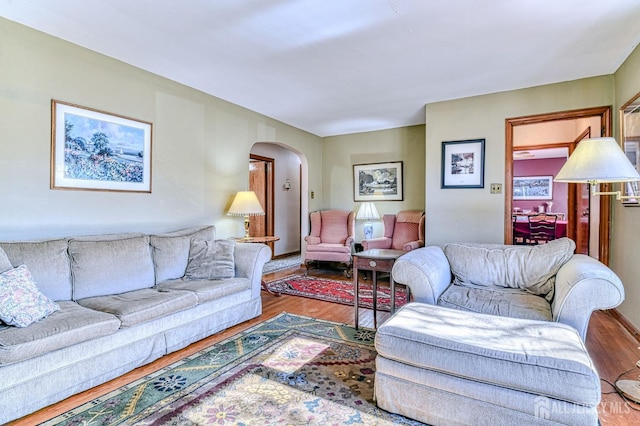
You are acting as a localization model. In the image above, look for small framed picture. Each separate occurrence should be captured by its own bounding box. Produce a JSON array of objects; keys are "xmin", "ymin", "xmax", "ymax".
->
[
  {"xmin": 513, "ymin": 176, "xmax": 554, "ymax": 200},
  {"xmin": 353, "ymin": 161, "xmax": 403, "ymax": 201},
  {"xmin": 441, "ymin": 139, "xmax": 485, "ymax": 188},
  {"xmin": 51, "ymin": 100, "xmax": 152, "ymax": 193}
]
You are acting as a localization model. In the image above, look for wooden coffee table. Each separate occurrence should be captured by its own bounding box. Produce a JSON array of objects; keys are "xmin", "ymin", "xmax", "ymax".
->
[{"xmin": 353, "ymin": 248, "xmax": 405, "ymax": 329}]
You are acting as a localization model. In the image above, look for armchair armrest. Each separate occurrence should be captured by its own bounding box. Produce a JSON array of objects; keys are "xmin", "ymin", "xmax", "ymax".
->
[
  {"xmin": 402, "ymin": 239, "xmax": 424, "ymax": 251},
  {"xmin": 552, "ymin": 254, "xmax": 625, "ymax": 340},
  {"xmin": 362, "ymin": 237, "xmax": 392, "ymax": 250},
  {"xmin": 391, "ymin": 246, "xmax": 452, "ymax": 304},
  {"xmin": 304, "ymin": 235, "xmax": 321, "ymax": 245}
]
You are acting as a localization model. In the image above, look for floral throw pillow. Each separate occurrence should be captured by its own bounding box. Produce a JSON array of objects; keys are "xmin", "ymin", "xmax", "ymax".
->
[{"xmin": 0, "ymin": 265, "xmax": 60, "ymax": 327}]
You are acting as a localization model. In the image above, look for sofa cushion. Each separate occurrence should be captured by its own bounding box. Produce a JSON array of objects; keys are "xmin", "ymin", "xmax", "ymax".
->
[
  {"xmin": 0, "ymin": 239, "xmax": 71, "ymax": 301},
  {"xmin": 157, "ymin": 277, "xmax": 251, "ymax": 303},
  {"xmin": 69, "ymin": 233, "xmax": 155, "ymax": 300},
  {"xmin": 0, "ymin": 266, "xmax": 60, "ymax": 327},
  {"xmin": 183, "ymin": 239, "xmax": 235, "ymax": 280},
  {"xmin": 77, "ymin": 288, "xmax": 198, "ymax": 328},
  {"xmin": 150, "ymin": 226, "xmax": 215, "ymax": 283},
  {"xmin": 443, "ymin": 238, "xmax": 575, "ymax": 300},
  {"xmin": 438, "ymin": 284, "xmax": 552, "ymax": 321},
  {"xmin": 0, "ymin": 301, "xmax": 120, "ymax": 365},
  {"xmin": 0, "ymin": 247, "xmax": 11, "ymax": 273}
]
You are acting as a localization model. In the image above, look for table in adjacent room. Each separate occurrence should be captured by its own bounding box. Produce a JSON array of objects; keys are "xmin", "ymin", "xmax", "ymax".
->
[{"xmin": 353, "ymin": 249, "xmax": 405, "ymax": 329}]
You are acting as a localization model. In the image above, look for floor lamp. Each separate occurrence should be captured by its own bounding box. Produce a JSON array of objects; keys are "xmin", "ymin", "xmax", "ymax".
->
[
  {"xmin": 227, "ymin": 191, "xmax": 265, "ymax": 240},
  {"xmin": 554, "ymin": 137, "xmax": 640, "ymax": 403}
]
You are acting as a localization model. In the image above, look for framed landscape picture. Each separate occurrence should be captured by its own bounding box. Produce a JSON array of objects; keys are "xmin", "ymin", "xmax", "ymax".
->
[
  {"xmin": 51, "ymin": 100, "xmax": 152, "ymax": 192},
  {"xmin": 441, "ymin": 139, "xmax": 485, "ymax": 188},
  {"xmin": 513, "ymin": 176, "xmax": 553, "ymax": 200},
  {"xmin": 353, "ymin": 161, "xmax": 403, "ymax": 201}
]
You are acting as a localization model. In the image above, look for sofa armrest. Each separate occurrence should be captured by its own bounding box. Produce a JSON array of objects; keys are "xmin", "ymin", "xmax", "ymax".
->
[
  {"xmin": 362, "ymin": 237, "xmax": 392, "ymax": 250},
  {"xmin": 552, "ymin": 254, "xmax": 625, "ymax": 340},
  {"xmin": 234, "ymin": 242, "xmax": 272, "ymax": 298},
  {"xmin": 391, "ymin": 246, "xmax": 452, "ymax": 304}
]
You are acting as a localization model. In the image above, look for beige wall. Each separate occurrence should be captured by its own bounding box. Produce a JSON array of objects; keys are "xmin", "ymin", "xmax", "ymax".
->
[
  {"xmin": 424, "ymin": 77, "xmax": 614, "ymax": 246},
  {"xmin": 612, "ymin": 43, "xmax": 640, "ymax": 329},
  {"xmin": 322, "ymin": 125, "xmax": 426, "ymax": 241},
  {"xmin": 0, "ymin": 17, "xmax": 322, "ymax": 240}
]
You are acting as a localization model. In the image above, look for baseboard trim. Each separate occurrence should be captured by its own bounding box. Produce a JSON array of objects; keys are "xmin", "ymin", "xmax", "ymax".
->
[
  {"xmin": 608, "ymin": 309, "xmax": 640, "ymax": 344},
  {"xmin": 272, "ymin": 251, "xmax": 300, "ymax": 260}
]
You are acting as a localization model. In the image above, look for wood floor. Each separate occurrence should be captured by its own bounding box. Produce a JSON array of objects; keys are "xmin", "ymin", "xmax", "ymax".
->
[{"xmin": 10, "ymin": 264, "xmax": 640, "ymax": 425}]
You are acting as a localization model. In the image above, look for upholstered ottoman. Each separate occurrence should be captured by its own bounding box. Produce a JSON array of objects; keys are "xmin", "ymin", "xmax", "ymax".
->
[{"xmin": 374, "ymin": 303, "xmax": 600, "ymax": 425}]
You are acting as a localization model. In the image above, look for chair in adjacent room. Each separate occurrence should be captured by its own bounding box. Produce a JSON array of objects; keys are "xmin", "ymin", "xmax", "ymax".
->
[
  {"xmin": 527, "ymin": 213, "xmax": 558, "ymax": 244},
  {"xmin": 361, "ymin": 210, "xmax": 425, "ymax": 252},
  {"xmin": 303, "ymin": 209, "xmax": 355, "ymax": 277},
  {"xmin": 512, "ymin": 215, "xmax": 529, "ymax": 245}
]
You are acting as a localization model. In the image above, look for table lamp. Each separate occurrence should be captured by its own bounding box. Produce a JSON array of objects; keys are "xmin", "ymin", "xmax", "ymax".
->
[
  {"xmin": 554, "ymin": 137, "xmax": 640, "ymax": 200},
  {"xmin": 356, "ymin": 202, "xmax": 380, "ymax": 239},
  {"xmin": 227, "ymin": 191, "xmax": 265, "ymax": 240}
]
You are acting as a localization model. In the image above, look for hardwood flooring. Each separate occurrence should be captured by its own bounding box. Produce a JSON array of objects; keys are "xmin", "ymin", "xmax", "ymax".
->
[{"xmin": 10, "ymin": 265, "xmax": 640, "ymax": 425}]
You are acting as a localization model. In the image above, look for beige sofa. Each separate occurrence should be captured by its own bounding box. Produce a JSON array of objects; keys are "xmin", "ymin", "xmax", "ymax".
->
[{"xmin": 0, "ymin": 225, "xmax": 271, "ymax": 424}]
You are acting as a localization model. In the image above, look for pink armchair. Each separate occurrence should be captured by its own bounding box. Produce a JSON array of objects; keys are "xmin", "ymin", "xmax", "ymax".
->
[
  {"xmin": 304, "ymin": 209, "xmax": 355, "ymax": 277},
  {"xmin": 361, "ymin": 210, "xmax": 425, "ymax": 252}
]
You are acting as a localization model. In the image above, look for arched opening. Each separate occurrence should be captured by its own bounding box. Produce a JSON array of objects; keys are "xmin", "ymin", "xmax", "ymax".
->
[{"xmin": 249, "ymin": 142, "xmax": 308, "ymax": 259}]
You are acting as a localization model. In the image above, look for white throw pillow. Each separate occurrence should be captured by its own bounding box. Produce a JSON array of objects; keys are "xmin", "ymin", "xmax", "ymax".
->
[{"xmin": 0, "ymin": 265, "xmax": 60, "ymax": 327}]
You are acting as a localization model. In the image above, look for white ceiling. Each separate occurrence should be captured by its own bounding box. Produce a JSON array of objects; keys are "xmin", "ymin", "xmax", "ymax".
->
[{"xmin": 2, "ymin": 1, "xmax": 640, "ymax": 137}]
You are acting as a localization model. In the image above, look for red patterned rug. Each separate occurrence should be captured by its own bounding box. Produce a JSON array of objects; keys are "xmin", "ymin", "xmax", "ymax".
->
[{"xmin": 264, "ymin": 274, "xmax": 408, "ymax": 311}]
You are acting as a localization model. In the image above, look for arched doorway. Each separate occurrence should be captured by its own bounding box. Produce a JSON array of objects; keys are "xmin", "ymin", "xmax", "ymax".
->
[{"xmin": 250, "ymin": 142, "xmax": 307, "ymax": 259}]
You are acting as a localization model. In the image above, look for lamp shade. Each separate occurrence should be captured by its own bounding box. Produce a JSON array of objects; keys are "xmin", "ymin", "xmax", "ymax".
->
[
  {"xmin": 356, "ymin": 202, "xmax": 380, "ymax": 220},
  {"xmin": 554, "ymin": 137, "xmax": 640, "ymax": 184},
  {"xmin": 227, "ymin": 191, "xmax": 265, "ymax": 216}
]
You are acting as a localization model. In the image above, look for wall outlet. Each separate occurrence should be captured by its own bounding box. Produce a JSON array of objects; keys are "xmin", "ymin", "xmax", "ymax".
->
[
  {"xmin": 490, "ymin": 183, "xmax": 502, "ymax": 194},
  {"xmin": 310, "ymin": 191, "xmax": 315, "ymax": 199}
]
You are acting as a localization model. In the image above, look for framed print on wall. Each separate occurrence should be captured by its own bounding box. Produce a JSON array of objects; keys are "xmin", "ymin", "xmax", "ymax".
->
[
  {"xmin": 620, "ymin": 90, "xmax": 640, "ymax": 205},
  {"xmin": 353, "ymin": 161, "xmax": 403, "ymax": 201},
  {"xmin": 441, "ymin": 139, "xmax": 485, "ymax": 188},
  {"xmin": 513, "ymin": 176, "xmax": 553, "ymax": 200},
  {"xmin": 51, "ymin": 100, "xmax": 152, "ymax": 192}
]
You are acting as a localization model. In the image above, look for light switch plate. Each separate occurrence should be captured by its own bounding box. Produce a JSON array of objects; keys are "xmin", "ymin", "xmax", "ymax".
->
[{"xmin": 490, "ymin": 183, "xmax": 502, "ymax": 194}]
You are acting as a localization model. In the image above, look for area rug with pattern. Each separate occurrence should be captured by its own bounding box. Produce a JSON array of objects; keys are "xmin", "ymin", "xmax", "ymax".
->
[
  {"xmin": 263, "ymin": 254, "xmax": 302, "ymax": 273},
  {"xmin": 42, "ymin": 313, "xmax": 424, "ymax": 425},
  {"xmin": 264, "ymin": 274, "xmax": 408, "ymax": 311}
]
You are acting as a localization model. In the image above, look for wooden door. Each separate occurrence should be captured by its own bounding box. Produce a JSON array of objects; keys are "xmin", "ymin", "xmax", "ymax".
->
[
  {"xmin": 573, "ymin": 130, "xmax": 591, "ymax": 255},
  {"xmin": 249, "ymin": 155, "xmax": 275, "ymax": 256}
]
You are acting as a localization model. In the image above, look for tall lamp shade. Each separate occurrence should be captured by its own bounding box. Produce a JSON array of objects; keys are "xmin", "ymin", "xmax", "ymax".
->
[
  {"xmin": 227, "ymin": 191, "xmax": 265, "ymax": 239},
  {"xmin": 554, "ymin": 137, "xmax": 640, "ymax": 200},
  {"xmin": 356, "ymin": 202, "xmax": 380, "ymax": 239}
]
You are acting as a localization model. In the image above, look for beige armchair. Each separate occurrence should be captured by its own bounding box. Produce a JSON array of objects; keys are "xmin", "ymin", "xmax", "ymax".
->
[{"xmin": 304, "ymin": 209, "xmax": 355, "ymax": 277}]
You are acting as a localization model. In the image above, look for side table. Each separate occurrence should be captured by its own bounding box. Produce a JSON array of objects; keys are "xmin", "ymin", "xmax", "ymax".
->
[
  {"xmin": 353, "ymin": 249, "xmax": 405, "ymax": 329},
  {"xmin": 232, "ymin": 236, "xmax": 280, "ymax": 296}
]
